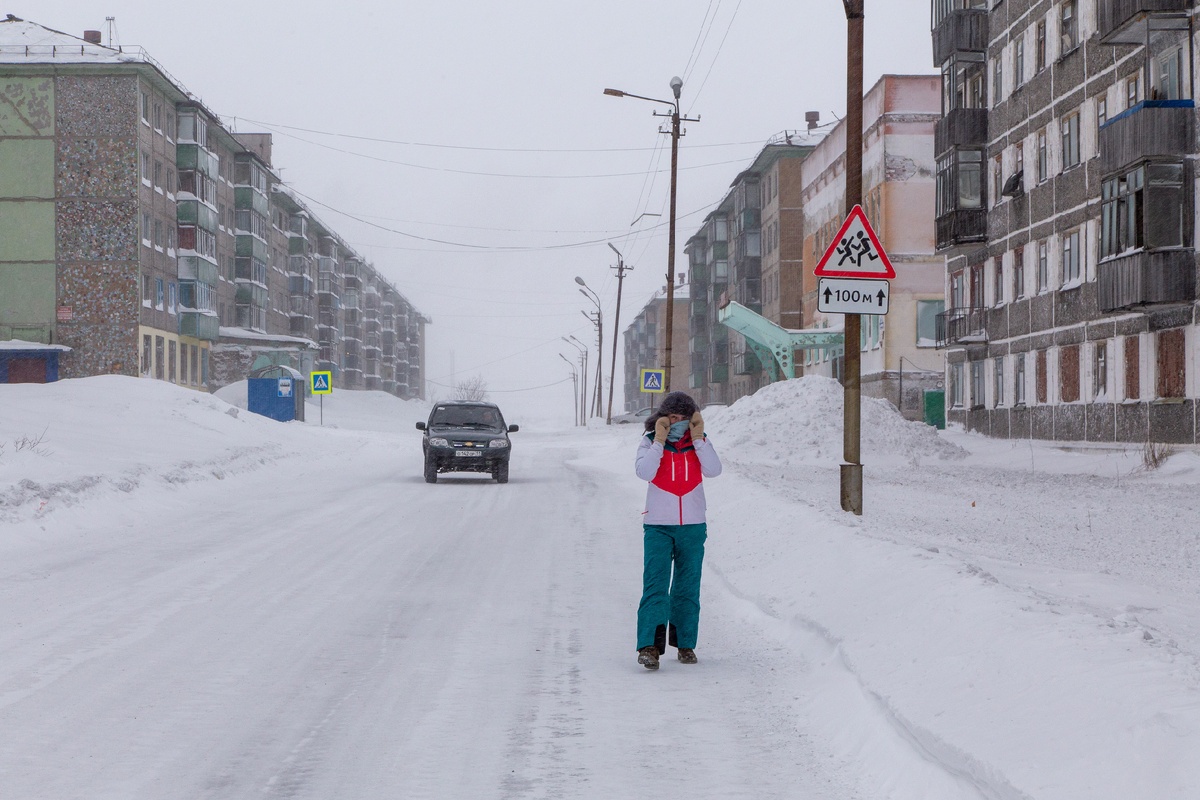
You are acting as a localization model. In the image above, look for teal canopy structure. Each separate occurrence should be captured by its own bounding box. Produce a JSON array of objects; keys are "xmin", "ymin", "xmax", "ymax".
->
[{"xmin": 716, "ymin": 300, "xmax": 844, "ymax": 381}]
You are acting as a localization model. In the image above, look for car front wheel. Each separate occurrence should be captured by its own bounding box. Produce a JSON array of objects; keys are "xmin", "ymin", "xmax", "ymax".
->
[
  {"xmin": 493, "ymin": 461, "xmax": 509, "ymax": 484},
  {"xmin": 424, "ymin": 456, "xmax": 438, "ymax": 484}
]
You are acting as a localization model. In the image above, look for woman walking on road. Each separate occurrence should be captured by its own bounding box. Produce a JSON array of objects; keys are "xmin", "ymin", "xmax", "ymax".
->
[{"xmin": 633, "ymin": 391, "xmax": 722, "ymax": 670}]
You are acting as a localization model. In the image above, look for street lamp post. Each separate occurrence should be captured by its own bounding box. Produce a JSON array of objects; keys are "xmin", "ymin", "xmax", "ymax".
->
[
  {"xmin": 562, "ymin": 336, "xmax": 587, "ymax": 426},
  {"xmin": 604, "ymin": 79, "xmax": 699, "ymax": 394},
  {"xmin": 605, "ymin": 243, "xmax": 631, "ymax": 425},
  {"xmin": 558, "ymin": 353, "xmax": 579, "ymax": 426},
  {"xmin": 577, "ymin": 278, "xmax": 603, "ymax": 418}
]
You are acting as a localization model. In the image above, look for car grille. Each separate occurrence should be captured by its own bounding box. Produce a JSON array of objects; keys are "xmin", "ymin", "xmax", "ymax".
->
[{"xmin": 449, "ymin": 440, "xmax": 486, "ymax": 448}]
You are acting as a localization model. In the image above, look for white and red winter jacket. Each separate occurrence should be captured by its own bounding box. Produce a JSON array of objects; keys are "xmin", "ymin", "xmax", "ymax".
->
[{"xmin": 634, "ymin": 431, "xmax": 723, "ymax": 526}]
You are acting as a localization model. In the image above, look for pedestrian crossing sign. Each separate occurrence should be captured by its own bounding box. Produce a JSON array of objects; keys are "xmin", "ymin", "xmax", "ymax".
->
[
  {"xmin": 640, "ymin": 368, "xmax": 666, "ymax": 393},
  {"xmin": 310, "ymin": 371, "xmax": 333, "ymax": 395}
]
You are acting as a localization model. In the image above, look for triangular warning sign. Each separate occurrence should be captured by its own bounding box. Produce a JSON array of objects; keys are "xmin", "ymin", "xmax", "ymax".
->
[
  {"xmin": 813, "ymin": 205, "xmax": 895, "ymax": 278},
  {"xmin": 313, "ymin": 375, "xmax": 328, "ymax": 390}
]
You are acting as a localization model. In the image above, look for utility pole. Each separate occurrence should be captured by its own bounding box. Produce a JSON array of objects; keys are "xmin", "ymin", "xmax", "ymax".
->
[
  {"xmin": 558, "ymin": 353, "xmax": 579, "ymax": 426},
  {"xmin": 581, "ymin": 310, "xmax": 603, "ymax": 417},
  {"xmin": 606, "ymin": 243, "xmax": 632, "ymax": 424},
  {"xmin": 841, "ymin": 0, "xmax": 865, "ymax": 516},
  {"xmin": 604, "ymin": 79, "xmax": 699, "ymax": 394}
]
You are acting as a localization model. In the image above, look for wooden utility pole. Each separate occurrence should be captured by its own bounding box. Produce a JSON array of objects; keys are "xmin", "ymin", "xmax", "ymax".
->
[
  {"xmin": 841, "ymin": 0, "xmax": 865, "ymax": 515},
  {"xmin": 606, "ymin": 243, "xmax": 631, "ymax": 424}
]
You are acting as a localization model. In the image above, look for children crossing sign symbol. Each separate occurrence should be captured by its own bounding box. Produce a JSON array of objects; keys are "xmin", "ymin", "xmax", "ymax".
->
[
  {"xmin": 814, "ymin": 205, "xmax": 895, "ymax": 279},
  {"xmin": 640, "ymin": 368, "xmax": 666, "ymax": 393}
]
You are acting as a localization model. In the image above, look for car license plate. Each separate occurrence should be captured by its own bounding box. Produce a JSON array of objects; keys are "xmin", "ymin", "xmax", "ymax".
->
[{"xmin": 455, "ymin": 449, "xmax": 482, "ymax": 457}]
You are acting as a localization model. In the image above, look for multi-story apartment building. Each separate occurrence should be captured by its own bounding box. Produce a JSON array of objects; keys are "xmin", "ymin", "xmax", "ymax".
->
[
  {"xmin": 621, "ymin": 284, "xmax": 689, "ymax": 412},
  {"xmin": 933, "ymin": 0, "xmax": 1199, "ymax": 442},
  {"xmin": 0, "ymin": 17, "xmax": 427, "ymax": 397},
  {"xmin": 802, "ymin": 74, "xmax": 946, "ymax": 417},
  {"xmin": 684, "ymin": 134, "xmax": 819, "ymax": 406}
]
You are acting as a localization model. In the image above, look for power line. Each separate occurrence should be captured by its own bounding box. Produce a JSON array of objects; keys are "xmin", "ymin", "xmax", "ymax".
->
[
  {"xmin": 683, "ymin": 0, "xmax": 723, "ymax": 83},
  {"xmin": 688, "ymin": 0, "xmax": 744, "ymax": 111},
  {"xmin": 427, "ymin": 376, "xmax": 573, "ymax": 393},
  {"xmin": 258, "ymin": 122, "xmax": 751, "ymax": 179},
  {"xmin": 236, "ymin": 115, "xmax": 761, "ymax": 153}
]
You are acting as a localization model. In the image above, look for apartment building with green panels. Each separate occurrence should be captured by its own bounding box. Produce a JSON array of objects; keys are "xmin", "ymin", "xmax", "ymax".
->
[{"xmin": 0, "ymin": 17, "xmax": 427, "ymax": 396}]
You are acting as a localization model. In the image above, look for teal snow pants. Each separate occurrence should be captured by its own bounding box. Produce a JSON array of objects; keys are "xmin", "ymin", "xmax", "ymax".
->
[{"xmin": 636, "ymin": 523, "xmax": 708, "ymax": 651}]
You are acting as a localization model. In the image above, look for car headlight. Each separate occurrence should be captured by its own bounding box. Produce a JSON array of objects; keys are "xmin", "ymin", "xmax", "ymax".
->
[
  {"xmin": 429, "ymin": 437, "xmax": 449, "ymax": 447},
  {"xmin": 489, "ymin": 439, "xmax": 509, "ymax": 448}
]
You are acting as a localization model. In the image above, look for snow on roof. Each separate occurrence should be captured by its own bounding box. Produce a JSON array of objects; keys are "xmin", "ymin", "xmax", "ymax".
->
[
  {"xmin": 0, "ymin": 339, "xmax": 71, "ymax": 352},
  {"xmin": 215, "ymin": 328, "xmax": 317, "ymax": 349}
]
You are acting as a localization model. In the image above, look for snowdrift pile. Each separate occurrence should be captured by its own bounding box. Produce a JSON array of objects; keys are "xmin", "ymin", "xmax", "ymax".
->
[
  {"xmin": 0, "ymin": 377, "xmax": 427, "ymax": 522},
  {"xmin": 704, "ymin": 375, "xmax": 964, "ymax": 464}
]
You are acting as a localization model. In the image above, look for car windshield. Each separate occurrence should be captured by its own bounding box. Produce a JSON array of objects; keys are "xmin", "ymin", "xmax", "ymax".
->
[{"xmin": 429, "ymin": 405, "xmax": 504, "ymax": 430}]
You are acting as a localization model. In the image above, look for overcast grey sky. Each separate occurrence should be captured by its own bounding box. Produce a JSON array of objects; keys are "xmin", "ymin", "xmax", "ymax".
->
[{"xmin": 33, "ymin": 1, "xmax": 934, "ymax": 421}]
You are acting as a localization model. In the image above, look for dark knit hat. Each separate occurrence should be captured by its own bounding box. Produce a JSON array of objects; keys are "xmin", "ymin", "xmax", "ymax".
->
[{"xmin": 658, "ymin": 391, "xmax": 699, "ymax": 418}]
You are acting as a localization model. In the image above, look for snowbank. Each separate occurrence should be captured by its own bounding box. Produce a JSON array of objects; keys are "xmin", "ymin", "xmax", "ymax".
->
[{"xmin": 704, "ymin": 376, "xmax": 964, "ymax": 464}]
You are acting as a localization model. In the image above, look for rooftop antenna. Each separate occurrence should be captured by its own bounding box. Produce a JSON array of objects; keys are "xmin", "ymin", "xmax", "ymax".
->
[{"xmin": 105, "ymin": 17, "xmax": 119, "ymax": 48}]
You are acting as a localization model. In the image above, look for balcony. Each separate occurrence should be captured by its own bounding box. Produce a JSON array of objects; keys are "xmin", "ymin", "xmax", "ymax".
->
[
  {"xmin": 734, "ymin": 350, "xmax": 762, "ymax": 375},
  {"xmin": 178, "ymin": 311, "xmax": 219, "ymax": 341},
  {"xmin": 1097, "ymin": 249, "xmax": 1196, "ymax": 312},
  {"xmin": 932, "ymin": 7, "xmax": 988, "ymax": 66},
  {"xmin": 935, "ymin": 209, "xmax": 987, "ymax": 250},
  {"xmin": 935, "ymin": 307, "xmax": 988, "ymax": 347},
  {"xmin": 288, "ymin": 295, "xmax": 315, "ymax": 318},
  {"xmin": 935, "ymin": 108, "xmax": 988, "ymax": 154},
  {"xmin": 1097, "ymin": 100, "xmax": 1194, "ymax": 173},
  {"xmin": 1099, "ymin": 0, "xmax": 1189, "ymax": 44}
]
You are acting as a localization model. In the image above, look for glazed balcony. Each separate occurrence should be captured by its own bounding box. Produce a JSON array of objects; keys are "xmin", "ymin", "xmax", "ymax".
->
[
  {"xmin": 935, "ymin": 107, "xmax": 988, "ymax": 154},
  {"xmin": 1097, "ymin": 100, "xmax": 1194, "ymax": 173},
  {"xmin": 932, "ymin": 5, "xmax": 988, "ymax": 66},
  {"xmin": 935, "ymin": 208, "xmax": 987, "ymax": 250},
  {"xmin": 1099, "ymin": 0, "xmax": 1189, "ymax": 44},
  {"xmin": 1097, "ymin": 249, "xmax": 1196, "ymax": 312}
]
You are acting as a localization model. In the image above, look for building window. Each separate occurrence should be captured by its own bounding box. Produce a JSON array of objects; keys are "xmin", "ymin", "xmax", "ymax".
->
[
  {"xmin": 951, "ymin": 271, "xmax": 966, "ymax": 308},
  {"xmin": 1102, "ymin": 162, "xmax": 1184, "ymax": 256},
  {"xmin": 142, "ymin": 334, "xmax": 152, "ymax": 376},
  {"xmin": 1013, "ymin": 246, "xmax": 1025, "ymax": 298},
  {"xmin": 1124, "ymin": 337, "xmax": 1140, "ymax": 400},
  {"xmin": 1126, "ymin": 74, "xmax": 1140, "ymax": 108},
  {"xmin": 156, "ymin": 277, "xmax": 164, "ymax": 311},
  {"xmin": 166, "ymin": 168, "xmax": 175, "ymax": 196},
  {"xmin": 950, "ymin": 362, "xmax": 965, "ymax": 408},
  {"xmin": 1157, "ymin": 328, "xmax": 1186, "ymax": 398},
  {"xmin": 992, "ymin": 154, "xmax": 1003, "ymax": 205},
  {"xmin": 1093, "ymin": 341, "xmax": 1108, "ymax": 399},
  {"xmin": 153, "ymin": 160, "xmax": 162, "ymax": 190},
  {"xmin": 142, "ymin": 274, "xmax": 152, "ymax": 307},
  {"xmin": 916, "ymin": 299, "xmax": 943, "ymax": 346},
  {"xmin": 155, "ymin": 336, "xmax": 165, "ymax": 380},
  {"xmin": 1015, "ymin": 141, "xmax": 1024, "ymax": 179},
  {"xmin": 180, "ymin": 343, "xmax": 189, "ymax": 385},
  {"xmin": 970, "ymin": 264, "xmax": 985, "ymax": 308},
  {"xmin": 971, "ymin": 361, "xmax": 985, "ymax": 408},
  {"xmin": 1037, "ymin": 129, "xmax": 1048, "ymax": 182},
  {"xmin": 1036, "ymin": 18, "xmax": 1047, "ymax": 72},
  {"xmin": 1060, "ymin": 0, "xmax": 1077, "ymax": 53},
  {"xmin": 190, "ymin": 346, "xmax": 199, "ymax": 386},
  {"xmin": 993, "ymin": 258, "xmax": 1004, "ymax": 306},
  {"xmin": 142, "ymin": 213, "xmax": 152, "ymax": 246},
  {"xmin": 153, "ymin": 102, "xmax": 162, "ymax": 132},
  {"xmin": 168, "ymin": 340, "xmax": 177, "ymax": 384},
  {"xmin": 1036, "ymin": 350, "xmax": 1048, "ymax": 403},
  {"xmin": 1061, "ymin": 344, "xmax": 1081, "ymax": 402},
  {"xmin": 140, "ymin": 90, "xmax": 150, "ymax": 124},
  {"xmin": 943, "ymin": 51, "xmax": 988, "ymax": 112},
  {"xmin": 1015, "ymin": 353, "xmax": 1027, "ymax": 405},
  {"xmin": 168, "ymin": 282, "xmax": 177, "ymax": 315},
  {"xmin": 935, "ymin": 149, "xmax": 983, "ymax": 215},
  {"xmin": 1062, "ymin": 229, "xmax": 1081, "ymax": 285},
  {"xmin": 1153, "ymin": 46, "xmax": 1185, "ymax": 100},
  {"xmin": 1061, "ymin": 112, "xmax": 1080, "ymax": 170},
  {"xmin": 1037, "ymin": 240, "xmax": 1049, "ymax": 292},
  {"xmin": 993, "ymin": 57, "xmax": 1003, "ymax": 106},
  {"xmin": 993, "ymin": 357, "xmax": 1005, "ymax": 407},
  {"xmin": 1014, "ymin": 37, "xmax": 1025, "ymax": 88},
  {"xmin": 1097, "ymin": 96, "xmax": 1107, "ymax": 128},
  {"xmin": 141, "ymin": 151, "xmax": 151, "ymax": 185}
]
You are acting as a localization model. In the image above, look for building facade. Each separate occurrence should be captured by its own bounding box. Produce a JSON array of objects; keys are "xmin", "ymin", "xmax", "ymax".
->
[
  {"xmin": 801, "ymin": 75, "xmax": 946, "ymax": 416},
  {"xmin": 622, "ymin": 284, "xmax": 689, "ymax": 412},
  {"xmin": 0, "ymin": 18, "xmax": 427, "ymax": 396},
  {"xmin": 933, "ymin": 0, "xmax": 1200, "ymax": 442}
]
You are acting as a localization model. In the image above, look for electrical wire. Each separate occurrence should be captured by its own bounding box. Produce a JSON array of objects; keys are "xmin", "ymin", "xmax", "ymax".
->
[
  {"xmin": 235, "ymin": 115, "xmax": 761, "ymax": 153},
  {"xmin": 257, "ymin": 122, "xmax": 751, "ymax": 179},
  {"xmin": 687, "ymin": 0, "xmax": 744, "ymax": 112},
  {"xmin": 683, "ymin": 0, "xmax": 723, "ymax": 84},
  {"xmin": 426, "ymin": 376, "xmax": 572, "ymax": 393}
]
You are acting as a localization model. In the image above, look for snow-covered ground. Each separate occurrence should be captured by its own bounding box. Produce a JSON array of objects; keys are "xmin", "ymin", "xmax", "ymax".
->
[{"xmin": 1, "ymin": 375, "xmax": 1198, "ymax": 798}]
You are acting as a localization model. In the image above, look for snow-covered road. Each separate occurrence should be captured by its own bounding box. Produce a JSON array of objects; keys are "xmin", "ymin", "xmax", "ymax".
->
[{"xmin": 3, "ymin": 376, "xmax": 1199, "ymax": 799}]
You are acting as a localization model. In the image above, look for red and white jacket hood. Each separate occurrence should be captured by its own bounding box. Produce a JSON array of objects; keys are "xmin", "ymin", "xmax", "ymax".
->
[{"xmin": 634, "ymin": 432, "xmax": 722, "ymax": 526}]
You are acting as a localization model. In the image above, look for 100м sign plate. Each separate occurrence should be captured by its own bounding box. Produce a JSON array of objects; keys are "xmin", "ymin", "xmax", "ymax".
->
[{"xmin": 817, "ymin": 277, "xmax": 890, "ymax": 315}]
